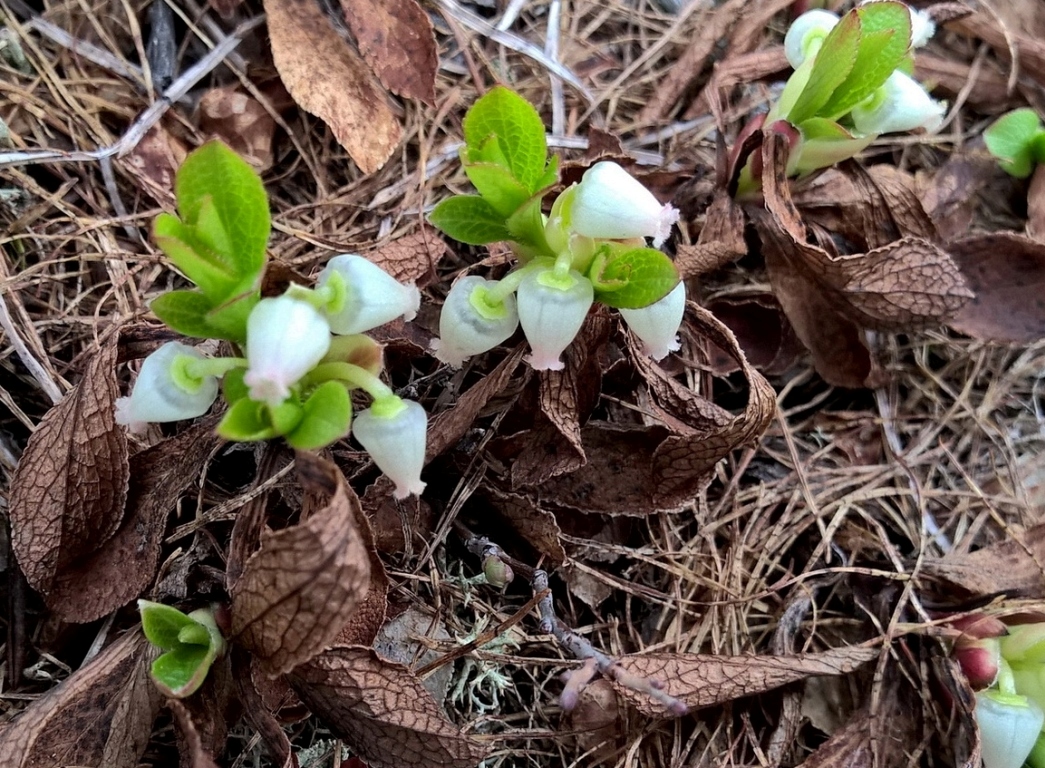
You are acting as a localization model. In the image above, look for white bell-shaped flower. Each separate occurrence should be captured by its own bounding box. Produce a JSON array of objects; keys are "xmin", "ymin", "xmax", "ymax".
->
[
  {"xmin": 432, "ymin": 275, "xmax": 519, "ymax": 367},
  {"xmin": 619, "ymin": 282, "xmax": 686, "ymax": 361},
  {"xmin": 517, "ymin": 267, "xmax": 594, "ymax": 371},
  {"xmin": 975, "ymin": 691, "xmax": 1044, "ymax": 768},
  {"xmin": 850, "ymin": 70, "xmax": 945, "ymax": 135},
  {"xmin": 115, "ymin": 342, "xmax": 220, "ymax": 427},
  {"xmin": 316, "ymin": 254, "xmax": 421, "ymax": 335},
  {"xmin": 784, "ymin": 9, "xmax": 839, "ymax": 68},
  {"xmin": 243, "ymin": 295, "xmax": 331, "ymax": 408},
  {"xmin": 352, "ymin": 399, "xmax": 427, "ymax": 499},
  {"xmin": 570, "ymin": 162, "xmax": 680, "ymax": 248}
]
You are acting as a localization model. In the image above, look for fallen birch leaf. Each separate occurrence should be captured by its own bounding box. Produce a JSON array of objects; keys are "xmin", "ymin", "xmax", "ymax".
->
[
  {"xmin": 9, "ymin": 336, "xmax": 129, "ymax": 595},
  {"xmin": 364, "ymin": 225, "xmax": 449, "ymax": 287},
  {"xmin": 288, "ymin": 645, "xmax": 488, "ymax": 768},
  {"xmin": 264, "ymin": 0, "xmax": 401, "ymax": 174}
]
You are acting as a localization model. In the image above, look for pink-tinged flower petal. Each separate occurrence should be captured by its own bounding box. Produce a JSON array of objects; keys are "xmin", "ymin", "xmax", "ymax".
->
[
  {"xmin": 243, "ymin": 296, "xmax": 331, "ymax": 408},
  {"xmin": 317, "ymin": 254, "xmax": 421, "ymax": 335},
  {"xmin": 571, "ymin": 162, "xmax": 679, "ymax": 247},
  {"xmin": 955, "ymin": 637, "xmax": 1001, "ymax": 689},
  {"xmin": 517, "ymin": 267, "xmax": 593, "ymax": 371},
  {"xmin": 115, "ymin": 342, "xmax": 219, "ymax": 429},
  {"xmin": 619, "ymin": 282, "xmax": 686, "ymax": 361},
  {"xmin": 352, "ymin": 399, "xmax": 427, "ymax": 499},
  {"xmin": 432, "ymin": 275, "xmax": 519, "ymax": 367}
]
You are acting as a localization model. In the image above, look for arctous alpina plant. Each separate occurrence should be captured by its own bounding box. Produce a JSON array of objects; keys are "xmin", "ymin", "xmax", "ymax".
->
[
  {"xmin": 429, "ymin": 87, "xmax": 684, "ymax": 370},
  {"xmin": 738, "ymin": 1, "xmax": 945, "ymax": 193},
  {"xmin": 115, "ymin": 140, "xmax": 426, "ymax": 499}
]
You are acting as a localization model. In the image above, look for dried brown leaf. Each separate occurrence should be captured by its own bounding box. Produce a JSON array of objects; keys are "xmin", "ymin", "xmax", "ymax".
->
[
  {"xmin": 340, "ymin": 0, "xmax": 437, "ymax": 105},
  {"xmin": 199, "ymin": 86, "xmax": 276, "ymax": 170},
  {"xmin": 364, "ymin": 225, "xmax": 449, "ymax": 287},
  {"xmin": 232, "ymin": 651, "xmax": 298, "ymax": 768},
  {"xmin": 120, "ymin": 125, "xmax": 185, "ymax": 206},
  {"xmin": 1028, "ymin": 164, "xmax": 1045, "ymax": 243},
  {"xmin": 676, "ymin": 190, "xmax": 747, "ymax": 277},
  {"xmin": 918, "ymin": 154, "xmax": 996, "ymax": 241},
  {"xmin": 947, "ymin": 233, "xmax": 1045, "ymax": 343},
  {"xmin": 706, "ymin": 293, "xmax": 803, "ymax": 375},
  {"xmin": 264, "ymin": 0, "xmax": 401, "ymax": 174},
  {"xmin": 483, "ymin": 487, "xmax": 566, "ymax": 565},
  {"xmin": 46, "ymin": 418, "xmax": 221, "ymax": 623},
  {"xmin": 288, "ymin": 645, "xmax": 488, "ymax": 768},
  {"xmin": 919, "ymin": 523, "xmax": 1045, "ymax": 600},
  {"xmin": 10, "ymin": 337, "xmax": 129, "ymax": 594},
  {"xmin": 231, "ymin": 453, "xmax": 371, "ymax": 675},
  {"xmin": 169, "ymin": 699, "xmax": 220, "ymax": 768},
  {"xmin": 613, "ymin": 645, "xmax": 878, "ymax": 717},
  {"xmin": 0, "ymin": 632, "xmax": 162, "ymax": 768}
]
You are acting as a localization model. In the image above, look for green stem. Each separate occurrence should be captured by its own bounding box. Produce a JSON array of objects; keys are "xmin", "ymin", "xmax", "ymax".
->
[
  {"xmin": 307, "ymin": 362, "xmax": 395, "ymax": 401},
  {"xmin": 285, "ymin": 281, "xmax": 333, "ymax": 312},
  {"xmin": 485, "ymin": 260, "xmax": 547, "ymax": 304}
]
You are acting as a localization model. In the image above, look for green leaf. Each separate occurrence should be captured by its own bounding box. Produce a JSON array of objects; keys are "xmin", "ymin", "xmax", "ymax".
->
[
  {"xmin": 152, "ymin": 644, "xmax": 212, "ymax": 697},
  {"xmin": 463, "ymin": 86, "xmax": 548, "ymax": 191},
  {"xmin": 787, "ymin": 10, "xmax": 861, "ymax": 125},
  {"xmin": 222, "ymin": 367, "xmax": 250, "ymax": 405},
  {"xmin": 985, "ymin": 108, "xmax": 1043, "ymax": 178},
  {"xmin": 178, "ymin": 622, "xmax": 212, "ymax": 647},
  {"xmin": 202, "ymin": 285, "xmax": 258, "ymax": 343},
  {"xmin": 534, "ymin": 154, "xmax": 560, "ymax": 192},
  {"xmin": 154, "ymin": 213, "xmax": 238, "ymax": 297},
  {"xmin": 174, "ymin": 140, "xmax": 270, "ymax": 281},
  {"xmin": 506, "ymin": 194, "xmax": 553, "ymax": 254},
  {"xmin": 217, "ymin": 398, "xmax": 279, "ymax": 442},
  {"xmin": 820, "ymin": 2, "xmax": 912, "ymax": 119},
  {"xmin": 589, "ymin": 247, "xmax": 680, "ymax": 309},
  {"xmin": 139, "ymin": 600, "xmax": 197, "ymax": 650},
  {"xmin": 150, "ymin": 290, "xmax": 229, "ymax": 340},
  {"xmin": 286, "ymin": 381, "xmax": 352, "ymax": 450},
  {"xmin": 462, "ymin": 159, "xmax": 533, "ymax": 218},
  {"xmin": 429, "ymin": 195, "xmax": 512, "ymax": 245}
]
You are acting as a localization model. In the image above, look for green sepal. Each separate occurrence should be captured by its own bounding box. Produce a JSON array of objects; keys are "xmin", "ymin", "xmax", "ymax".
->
[
  {"xmin": 463, "ymin": 86, "xmax": 548, "ymax": 191},
  {"xmin": 462, "ymin": 156, "xmax": 533, "ymax": 218},
  {"xmin": 589, "ymin": 247, "xmax": 680, "ymax": 309},
  {"xmin": 429, "ymin": 195, "xmax": 512, "ymax": 245},
  {"xmin": 787, "ymin": 10, "xmax": 861, "ymax": 125},
  {"xmin": 793, "ymin": 118, "xmax": 877, "ymax": 174},
  {"xmin": 505, "ymin": 195, "xmax": 550, "ymax": 252},
  {"xmin": 286, "ymin": 381, "xmax": 352, "ymax": 450},
  {"xmin": 217, "ymin": 398, "xmax": 280, "ymax": 442},
  {"xmin": 985, "ymin": 108, "xmax": 1043, "ymax": 178},
  {"xmin": 221, "ymin": 367, "xmax": 250, "ymax": 405}
]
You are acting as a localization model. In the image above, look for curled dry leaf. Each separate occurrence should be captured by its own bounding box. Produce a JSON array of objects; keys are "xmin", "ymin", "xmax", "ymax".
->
[
  {"xmin": 264, "ymin": 0, "xmax": 401, "ymax": 174},
  {"xmin": 706, "ymin": 292, "xmax": 803, "ymax": 375},
  {"xmin": 288, "ymin": 645, "xmax": 488, "ymax": 768},
  {"xmin": 1028, "ymin": 164, "xmax": 1045, "ymax": 243},
  {"xmin": 612, "ymin": 645, "xmax": 878, "ymax": 717},
  {"xmin": 917, "ymin": 154, "xmax": 996, "ymax": 242},
  {"xmin": 231, "ymin": 453, "xmax": 372, "ymax": 676},
  {"xmin": 232, "ymin": 650, "xmax": 298, "ymax": 768},
  {"xmin": 675, "ymin": 190, "xmax": 748, "ymax": 278},
  {"xmin": 9, "ymin": 336, "xmax": 129, "ymax": 595},
  {"xmin": 364, "ymin": 225, "xmax": 449, "ymax": 288},
  {"xmin": 0, "ymin": 632, "xmax": 162, "ymax": 768},
  {"xmin": 340, "ymin": 0, "xmax": 437, "ymax": 105},
  {"xmin": 46, "ymin": 417, "xmax": 221, "ymax": 623},
  {"xmin": 919, "ymin": 522, "xmax": 1045, "ymax": 600},
  {"xmin": 947, "ymin": 233, "xmax": 1045, "ymax": 343}
]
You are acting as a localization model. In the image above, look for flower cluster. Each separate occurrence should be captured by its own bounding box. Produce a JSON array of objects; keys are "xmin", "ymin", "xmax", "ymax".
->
[
  {"xmin": 115, "ymin": 142, "xmax": 427, "ymax": 498},
  {"xmin": 953, "ymin": 616, "xmax": 1045, "ymax": 768}
]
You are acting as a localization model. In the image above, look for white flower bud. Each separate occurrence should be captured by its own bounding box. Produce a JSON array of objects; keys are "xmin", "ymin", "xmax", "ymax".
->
[
  {"xmin": 115, "ymin": 342, "xmax": 220, "ymax": 428},
  {"xmin": 316, "ymin": 254, "xmax": 421, "ymax": 335},
  {"xmin": 784, "ymin": 9, "xmax": 840, "ymax": 68},
  {"xmin": 909, "ymin": 7, "xmax": 935, "ymax": 47},
  {"xmin": 243, "ymin": 296, "xmax": 331, "ymax": 408},
  {"xmin": 352, "ymin": 399, "xmax": 427, "ymax": 499},
  {"xmin": 975, "ymin": 691, "xmax": 1044, "ymax": 768},
  {"xmin": 517, "ymin": 267, "xmax": 594, "ymax": 371},
  {"xmin": 570, "ymin": 162, "xmax": 679, "ymax": 248},
  {"xmin": 619, "ymin": 282, "xmax": 686, "ymax": 361},
  {"xmin": 431, "ymin": 275, "xmax": 519, "ymax": 367},
  {"xmin": 850, "ymin": 70, "xmax": 945, "ymax": 135}
]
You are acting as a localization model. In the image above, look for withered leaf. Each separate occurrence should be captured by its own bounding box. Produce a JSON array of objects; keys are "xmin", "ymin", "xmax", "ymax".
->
[
  {"xmin": 288, "ymin": 645, "xmax": 488, "ymax": 768},
  {"xmin": 613, "ymin": 645, "xmax": 878, "ymax": 717},
  {"xmin": 919, "ymin": 523, "xmax": 1045, "ymax": 600},
  {"xmin": 364, "ymin": 225, "xmax": 449, "ymax": 287},
  {"xmin": 231, "ymin": 453, "xmax": 371, "ymax": 676},
  {"xmin": 340, "ymin": 0, "xmax": 437, "ymax": 105},
  {"xmin": 0, "ymin": 632, "xmax": 162, "ymax": 768},
  {"xmin": 676, "ymin": 190, "xmax": 748, "ymax": 278},
  {"xmin": 1028, "ymin": 164, "xmax": 1045, "ymax": 243},
  {"xmin": 264, "ymin": 0, "xmax": 401, "ymax": 174},
  {"xmin": 46, "ymin": 418, "xmax": 221, "ymax": 623},
  {"xmin": 9, "ymin": 336, "xmax": 129, "ymax": 595},
  {"xmin": 917, "ymin": 154, "xmax": 995, "ymax": 242},
  {"xmin": 481, "ymin": 486, "xmax": 566, "ymax": 565},
  {"xmin": 706, "ymin": 293, "xmax": 803, "ymax": 375},
  {"xmin": 199, "ymin": 86, "xmax": 277, "ymax": 170},
  {"xmin": 232, "ymin": 651, "xmax": 298, "ymax": 768},
  {"xmin": 335, "ymin": 476, "xmax": 390, "ymax": 647},
  {"xmin": 169, "ymin": 699, "xmax": 220, "ymax": 768},
  {"xmin": 947, "ymin": 233, "xmax": 1045, "ymax": 343}
]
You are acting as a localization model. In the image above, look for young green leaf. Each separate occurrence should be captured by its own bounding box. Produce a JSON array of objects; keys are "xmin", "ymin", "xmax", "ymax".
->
[
  {"xmin": 506, "ymin": 194, "xmax": 553, "ymax": 254},
  {"xmin": 462, "ymin": 160, "xmax": 534, "ymax": 218},
  {"xmin": 138, "ymin": 602, "xmax": 225, "ymax": 698},
  {"xmin": 217, "ymin": 397, "xmax": 280, "ymax": 442},
  {"xmin": 150, "ymin": 290, "xmax": 230, "ymax": 340},
  {"xmin": 154, "ymin": 213, "xmax": 238, "ymax": 297},
  {"xmin": 286, "ymin": 381, "xmax": 352, "ymax": 450},
  {"xmin": 793, "ymin": 119, "xmax": 876, "ymax": 173},
  {"xmin": 985, "ymin": 108, "xmax": 1043, "ymax": 178},
  {"xmin": 139, "ymin": 600, "xmax": 197, "ymax": 650},
  {"xmin": 221, "ymin": 367, "xmax": 250, "ymax": 405},
  {"xmin": 429, "ymin": 195, "xmax": 512, "ymax": 245},
  {"xmin": 174, "ymin": 140, "xmax": 270, "ymax": 282},
  {"xmin": 589, "ymin": 247, "xmax": 680, "ymax": 309},
  {"xmin": 786, "ymin": 10, "xmax": 861, "ymax": 125},
  {"xmin": 463, "ymin": 86, "xmax": 548, "ymax": 191}
]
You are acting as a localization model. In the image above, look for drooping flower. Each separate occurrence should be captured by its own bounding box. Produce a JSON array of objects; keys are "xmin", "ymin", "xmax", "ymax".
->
[
  {"xmin": 243, "ymin": 295, "xmax": 331, "ymax": 408},
  {"xmin": 115, "ymin": 342, "xmax": 220, "ymax": 428},
  {"xmin": 570, "ymin": 162, "xmax": 680, "ymax": 248},
  {"xmin": 316, "ymin": 254, "xmax": 421, "ymax": 335},
  {"xmin": 976, "ymin": 691, "xmax": 1044, "ymax": 768},
  {"xmin": 431, "ymin": 275, "xmax": 519, "ymax": 367},
  {"xmin": 909, "ymin": 6, "xmax": 936, "ymax": 47},
  {"xmin": 618, "ymin": 282, "xmax": 686, "ymax": 361},
  {"xmin": 517, "ymin": 267, "xmax": 594, "ymax": 371},
  {"xmin": 352, "ymin": 398, "xmax": 427, "ymax": 499},
  {"xmin": 850, "ymin": 70, "xmax": 946, "ymax": 135},
  {"xmin": 783, "ymin": 9, "xmax": 840, "ymax": 68}
]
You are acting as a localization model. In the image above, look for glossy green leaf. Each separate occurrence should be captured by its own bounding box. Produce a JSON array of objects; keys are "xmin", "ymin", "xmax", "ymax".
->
[
  {"xmin": 534, "ymin": 154, "xmax": 560, "ymax": 192},
  {"xmin": 174, "ymin": 140, "xmax": 270, "ymax": 281},
  {"xmin": 787, "ymin": 10, "xmax": 861, "ymax": 124},
  {"xmin": 139, "ymin": 600, "xmax": 197, "ymax": 650},
  {"xmin": 152, "ymin": 644, "xmax": 212, "ymax": 697},
  {"xmin": 429, "ymin": 195, "xmax": 512, "ymax": 245},
  {"xmin": 985, "ymin": 108, "xmax": 1043, "ymax": 178},
  {"xmin": 286, "ymin": 381, "xmax": 352, "ymax": 450},
  {"xmin": 140, "ymin": 602, "xmax": 225, "ymax": 699},
  {"xmin": 222, "ymin": 367, "xmax": 249, "ymax": 405},
  {"xmin": 463, "ymin": 86, "xmax": 548, "ymax": 191},
  {"xmin": 462, "ymin": 158, "xmax": 533, "ymax": 218},
  {"xmin": 589, "ymin": 247, "xmax": 680, "ymax": 309},
  {"xmin": 217, "ymin": 398, "xmax": 279, "ymax": 442},
  {"xmin": 154, "ymin": 213, "xmax": 237, "ymax": 297},
  {"xmin": 506, "ymin": 194, "xmax": 553, "ymax": 254},
  {"xmin": 150, "ymin": 290, "xmax": 228, "ymax": 340},
  {"xmin": 178, "ymin": 622, "xmax": 212, "ymax": 646}
]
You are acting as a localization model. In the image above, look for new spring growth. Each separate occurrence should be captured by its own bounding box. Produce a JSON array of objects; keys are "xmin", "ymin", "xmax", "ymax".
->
[
  {"xmin": 121, "ymin": 140, "xmax": 427, "ymax": 495},
  {"xmin": 985, "ymin": 109, "xmax": 1045, "ymax": 179},
  {"xmin": 429, "ymin": 87, "xmax": 684, "ymax": 369}
]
